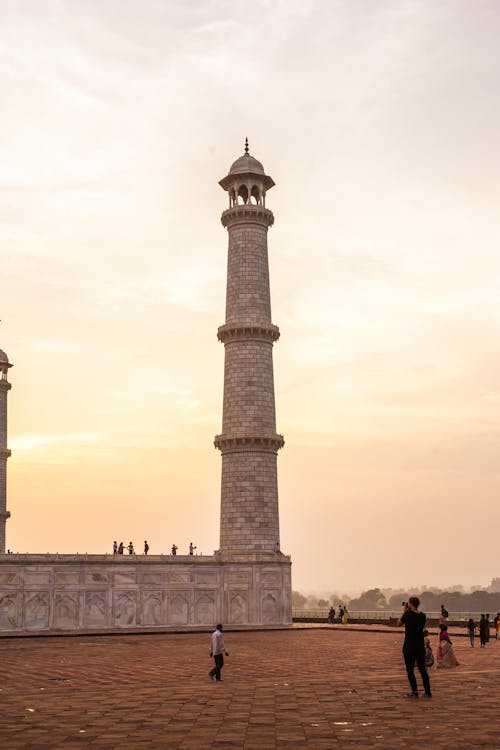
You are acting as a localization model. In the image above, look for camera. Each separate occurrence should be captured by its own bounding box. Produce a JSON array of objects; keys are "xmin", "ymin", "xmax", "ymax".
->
[{"xmin": 402, "ymin": 601, "xmax": 408, "ymax": 608}]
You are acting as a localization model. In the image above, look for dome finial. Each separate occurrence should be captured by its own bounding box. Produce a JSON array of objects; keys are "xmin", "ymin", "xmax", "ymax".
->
[{"xmin": 244, "ymin": 137, "xmax": 249, "ymax": 155}]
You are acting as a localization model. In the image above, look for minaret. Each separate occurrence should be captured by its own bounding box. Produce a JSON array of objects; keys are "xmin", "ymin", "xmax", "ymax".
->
[
  {"xmin": 0, "ymin": 349, "xmax": 12, "ymax": 554},
  {"xmin": 215, "ymin": 140, "xmax": 284, "ymax": 556}
]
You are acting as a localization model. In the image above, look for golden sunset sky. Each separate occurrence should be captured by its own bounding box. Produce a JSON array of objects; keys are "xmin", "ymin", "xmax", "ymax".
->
[{"xmin": 2, "ymin": 0, "xmax": 499, "ymax": 591}]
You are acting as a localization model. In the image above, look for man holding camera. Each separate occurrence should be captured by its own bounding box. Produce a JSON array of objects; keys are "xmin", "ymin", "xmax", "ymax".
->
[{"xmin": 398, "ymin": 596, "xmax": 432, "ymax": 699}]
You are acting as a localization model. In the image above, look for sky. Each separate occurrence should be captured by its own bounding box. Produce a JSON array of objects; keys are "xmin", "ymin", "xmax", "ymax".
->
[{"xmin": 1, "ymin": 0, "xmax": 499, "ymax": 592}]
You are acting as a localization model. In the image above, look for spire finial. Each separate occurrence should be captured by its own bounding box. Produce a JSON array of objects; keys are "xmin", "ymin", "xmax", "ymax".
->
[{"xmin": 244, "ymin": 137, "xmax": 249, "ymax": 155}]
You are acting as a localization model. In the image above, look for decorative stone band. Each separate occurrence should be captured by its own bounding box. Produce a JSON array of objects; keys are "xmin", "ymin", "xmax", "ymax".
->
[
  {"xmin": 217, "ymin": 323, "xmax": 280, "ymax": 344},
  {"xmin": 0, "ymin": 381, "xmax": 11, "ymax": 391},
  {"xmin": 214, "ymin": 434, "xmax": 285, "ymax": 454},
  {"xmin": 0, "ymin": 510, "xmax": 11, "ymax": 520},
  {"xmin": 0, "ymin": 449, "xmax": 11, "ymax": 459},
  {"xmin": 221, "ymin": 205, "xmax": 274, "ymax": 229}
]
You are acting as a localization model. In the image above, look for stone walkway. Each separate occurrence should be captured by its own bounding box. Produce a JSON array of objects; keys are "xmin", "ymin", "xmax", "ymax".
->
[{"xmin": 0, "ymin": 629, "xmax": 498, "ymax": 748}]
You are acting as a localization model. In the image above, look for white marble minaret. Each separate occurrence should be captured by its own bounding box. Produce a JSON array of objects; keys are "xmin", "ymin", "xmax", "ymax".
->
[
  {"xmin": 215, "ymin": 140, "xmax": 284, "ymax": 557},
  {"xmin": 0, "ymin": 350, "xmax": 12, "ymax": 554}
]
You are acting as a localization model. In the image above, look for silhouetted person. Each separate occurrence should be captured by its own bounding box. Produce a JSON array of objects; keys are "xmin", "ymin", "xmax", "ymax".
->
[
  {"xmin": 118, "ymin": 542, "xmax": 124, "ymax": 555},
  {"xmin": 440, "ymin": 604, "xmax": 449, "ymax": 620},
  {"xmin": 127, "ymin": 541, "xmax": 134, "ymax": 555},
  {"xmin": 398, "ymin": 597, "xmax": 432, "ymax": 698},
  {"xmin": 144, "ymin": 540, "xmax": 149, "ymax": 555},
  {"xmin": 113, "ymin": 540, "xmax": 117, "ymax": 555},
  {"xmin": 189, "ymin": 542, "xmax": 197, "ymax": 555},
  {"xmin": 208, "ymin": 624, "xmax": 228, "ymax": 682},
  {"xmin": 485, "ymin": 614, "xmax": 491, "ymax": 643},
  {"xmin": 274, "ymin": 541, "xmax": 280, "ymax": 553},
  {"xmin": 466, "ymin": 617, "xmax": 476, "ymax": 647},
  {"xmin": 479, "ymin": 614, "xmax": 488, "ymax": 647},
  {"xmin": 171, "ymin": 544, "xmax": 178, "ymax": 555}
]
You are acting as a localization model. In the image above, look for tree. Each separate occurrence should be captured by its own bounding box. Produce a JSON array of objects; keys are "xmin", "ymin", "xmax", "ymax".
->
[{"xmin": 348, "ymin": 588, "xmax": 388, "ymax": 610}]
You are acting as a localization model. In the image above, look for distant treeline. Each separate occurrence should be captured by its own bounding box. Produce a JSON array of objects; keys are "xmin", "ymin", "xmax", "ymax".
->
[{"xmin": 293, "ymin": 587, "xmax": 500, "ymax": 613}]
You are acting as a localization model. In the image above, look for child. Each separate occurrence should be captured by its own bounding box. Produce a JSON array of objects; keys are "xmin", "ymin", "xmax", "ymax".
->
[{"xmin": 423, "ymin": 629, "xmax": 434, "ymax": 668}]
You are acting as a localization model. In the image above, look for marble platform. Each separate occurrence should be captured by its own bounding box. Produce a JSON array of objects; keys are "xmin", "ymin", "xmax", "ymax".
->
[{"xmin": 0, "ymin": 553, "xmax": 292, "ymax": 635}]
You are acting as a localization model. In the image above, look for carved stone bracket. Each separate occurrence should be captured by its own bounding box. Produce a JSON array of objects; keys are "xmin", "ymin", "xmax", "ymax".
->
[
  {"xmin": 0, "ymin": 449, "xmax": 11, "ymax": 460},
  {"xmin": 214, "ymin": 434, "xmax": 285, "ymax": 453},
  {"xmin": 221, "ymin": 205, "xmax": 274, "ymax": 229},
  {"xmin": 217, "ymin": 323, "xmax": 280, "ymax": 344}
]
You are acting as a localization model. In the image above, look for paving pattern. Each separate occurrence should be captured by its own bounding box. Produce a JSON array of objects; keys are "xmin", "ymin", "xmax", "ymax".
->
[{"xmin": 0, "ymin": 628, "xmax": 499, "ymax": 748}]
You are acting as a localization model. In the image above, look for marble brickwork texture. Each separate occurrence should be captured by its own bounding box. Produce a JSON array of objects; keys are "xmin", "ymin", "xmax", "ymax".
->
[
  {"xmin": 0, "ymin": 379, "xmax": 11, "ymax": 555},
  {"xmin": 0, "ymin": 555, "xmax": 291, "ymax": 634}
]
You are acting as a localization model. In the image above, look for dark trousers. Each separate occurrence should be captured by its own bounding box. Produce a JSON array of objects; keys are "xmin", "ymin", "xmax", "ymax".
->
[
  {"xmin": 403, "ymin": 648, "xmax": 431, "ymax": 695},
  {"xmin": 209, "ymin": 653, "xmax": 224, "ymax": 681}
]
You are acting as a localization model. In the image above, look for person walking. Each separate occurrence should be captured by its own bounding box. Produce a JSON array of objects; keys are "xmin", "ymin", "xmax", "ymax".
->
[
  {"xmin": 208, "ymin": 624, "xmax": 229, "ymax": 682},
  {"xmin": 113, "ymin": 540, "xmax": 117, "ymax": 555},
  {"xmin": 144, "ymin": 540, "xmax": 149, "ymax": 555},
  {"xmin": 436, "ymin": 623, "xmax": 459, "ymax": 668},
  {"xmin": 479, "ymin": 614, "xmax": 488, "ymax": 647},
  {"xmin": 398, "ymin": 597, "xmax": 432, "ymax": 698},
  {"xmin": 485, "ymin": 614, "xmax": 491, "ymax": 644},
  {"xmin": 466, "ymin": 617, "xmax": 476, "ymax": 647}
]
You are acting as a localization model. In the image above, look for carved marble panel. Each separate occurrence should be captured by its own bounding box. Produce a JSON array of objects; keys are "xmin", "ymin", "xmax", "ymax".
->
[
  {"xmin": 260, "ymin": 569, "xmax": 281, "ymax": 585},
  {"xmin": 169, "ymin": 592, "xmax": 189, "ymax": 624},
  {"xmin": 55, "ymin": 571, "xmax": 80, "ymax": 585},
  {"xmin": 85, "ymin": 591, "xmax": 107, "ymax": 627},
  {"xmin": 85, "ymin": 570, "xmax": 109, "ymax": 584},
  {"xmin": 194, "ymin": 593, "xmax": 215, "ymax": 624},
  {"xmin": 141, "ymin": 591, "xmax": 163, "ymax": 626},
  {"xmin": 169, "ymin": 570, "xmax": 190, "ymax": 584},
  {"xmin": 25, "ymin": 592, "xmax": 50, "ymax": 629},
  {"xmin": 24, "ymin": 572, "xmax": 51, "ymax": 585},
  {"xmin": 54, "ymin": 593, "xmax": 79, "ymax": 629},
  {"xmin": 262, "ymin": 591, "xmax": 279, "ymax": 624},
  {"xmin": 113, "ymin": 571, "xmax": 136, "ymax": 585},
  {"xmin": 0, "ymin": 572, "xmax": 19, "ymax": 585},
  {"xmin": 140, "ymin": 572, "xmax": 164, "ymax": 585},
  {"xmin": 113, "ymin": 592, "xmax": 137, "ymax": 626},
  {"xmin": 194, "ymin": 571, "xmax": 218, "ymax": 585},
  {"xmin": 226, "ymin": 571, "xmax": 250, "ymax": 584},
  {"xmin": 0, "ymin": 592, "xmax": 19, "ymax": 629},
  {"xmin": 228, "ymin": 591, "xmax": 248, "ymax": 624}
]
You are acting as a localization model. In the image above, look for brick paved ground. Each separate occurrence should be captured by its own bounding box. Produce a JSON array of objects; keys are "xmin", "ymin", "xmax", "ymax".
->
[{"xmin": 0, "ymin": 628, "xmax": 499, "ymax": 749}]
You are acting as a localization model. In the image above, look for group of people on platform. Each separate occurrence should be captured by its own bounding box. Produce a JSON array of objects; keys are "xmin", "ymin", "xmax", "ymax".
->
[
  {"xmin": 327, "ymin": 604, "xmax": 349, "ymax": 624},
  {"xmin": 112, "ymin": 541, "xmax": 199, "ymax": 556}
]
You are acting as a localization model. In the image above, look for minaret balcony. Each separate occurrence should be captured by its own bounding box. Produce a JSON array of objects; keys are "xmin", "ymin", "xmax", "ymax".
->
[
  {"xmin": 217, "ymin": 323, "xmax": 280, "ymax": 344},
  {"xmin": 221, "ymin": 205, "xmax": 274, "ymax": 229},
  {"xmin": 214, "ymin": 433, "xmax": 284, "ymax": 453}
]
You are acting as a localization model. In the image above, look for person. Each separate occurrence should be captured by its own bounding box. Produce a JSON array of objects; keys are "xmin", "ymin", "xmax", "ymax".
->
[
  {"xmin": 397, "ymin": 597, "xmax": 432, "ymax": 698},
  {"xmin": 494, "ymin": 612, "xmax": 500, "ymax": 640},
  {"xmin": 485, "ymin": 614, "xmax": 491, "ymax": 643},
  {"xmin": 144, "ymin": 540, "xmax": 149, "ymax": 555},
  {"xmin": 328, "ymin": 606, "xmax": 336, "ymax": 624},
  {"xmin": 479, "ymin": 614, "xmax": 488, "ymax": 647},
  {"xmin": 274, "ymin": 541, "xmax": 280, "ymax": 553},
  {"xmin": 466, "ymin": 617, "xmax": 476, "ymax": 647},
  {"xmin": 208, "ymin": 624, "xmax": 229, "ymax": 682},
  {"xmin": 342, "ymin": 605, "xmax": 349, "ymax": 624},
  {"xmin": 127, "ymin": 541, "xmax": 134, "ymax": 555},
  {"xmin": 189, "ymin": 542, "xmax": 197, "ymax": 556},
  {"xmin": 118, "ymin": 541, "xmax": 124, "ymax": 555},
  {"xmin": 338, "ymin": 605, "xmax": 344, "ymax": 623},
  {"xmin": 436, "ymin": 623, "xmax": 459, "ymax": 668},
  {"xmin": 423, "ymin": 629, "xmax": 434, "ymax": 668},
  {"xmin": 113, "ymin": 540, "xmax": 117, "ymax": 555},
  {"xmin": 171, "ymin": 544, "xmax": 178, "ymax": 556},
  {"xmin": 440, "ymin": 603, "xmax": 449, "ymax": 620}
]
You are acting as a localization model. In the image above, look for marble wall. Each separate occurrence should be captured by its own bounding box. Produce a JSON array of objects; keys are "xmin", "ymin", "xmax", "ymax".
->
[{"xmin": 0, "ymin": 554, "xmax": 292, "ymax": 634}]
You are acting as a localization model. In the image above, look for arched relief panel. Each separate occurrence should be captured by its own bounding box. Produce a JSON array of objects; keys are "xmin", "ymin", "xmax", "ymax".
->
[
  {"xmin": 25, "ymin": 592, "xmax": 49, "ymax": 629},
  {"xmin": 85, "ymin": 591, "xmax": 107, "ymax": 627},
  {"xmin": 0, "ymin": 592, "xmax": 19, "ymax": 630},
  {"xmin": 262, "ymin": 591, "xmax": 279, "ymax": 624},
  {"xmin": 228, "ymin": 591, "xmax": 248, "ymax": 624},
  {"xmin": 142, "ymin": 591, "xmax": 163, "ymax": 626},
  {"xmin": 194, "ymin": 593, "xmax": 215, "ymax": 624},
  {"xmin": 54, "ymin": 593, "xmax": 78, "ymax": 628},
  {"xmin": 169, "ymin": 592, "xmax": 189, "ymax": 625},
  {"xmin": 113, "ymin": 592, "xmax": 137, "ymax": 626}
]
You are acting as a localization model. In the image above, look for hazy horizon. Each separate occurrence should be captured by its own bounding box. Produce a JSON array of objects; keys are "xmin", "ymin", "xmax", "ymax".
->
[{"xmin": 2, "ymin": 0, "xmax": 499, "ymax": 591}]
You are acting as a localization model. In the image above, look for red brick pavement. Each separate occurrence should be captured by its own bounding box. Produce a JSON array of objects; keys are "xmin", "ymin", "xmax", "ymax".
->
[{"xmin": 0, "ymin": 629, "xmax": 499, "ymax": 749}]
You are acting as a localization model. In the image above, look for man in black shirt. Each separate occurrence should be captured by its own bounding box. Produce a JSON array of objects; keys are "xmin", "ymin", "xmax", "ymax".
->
[{"xmin": 398, "ymin": 596, "xmax": 432, "ymax": 698}]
